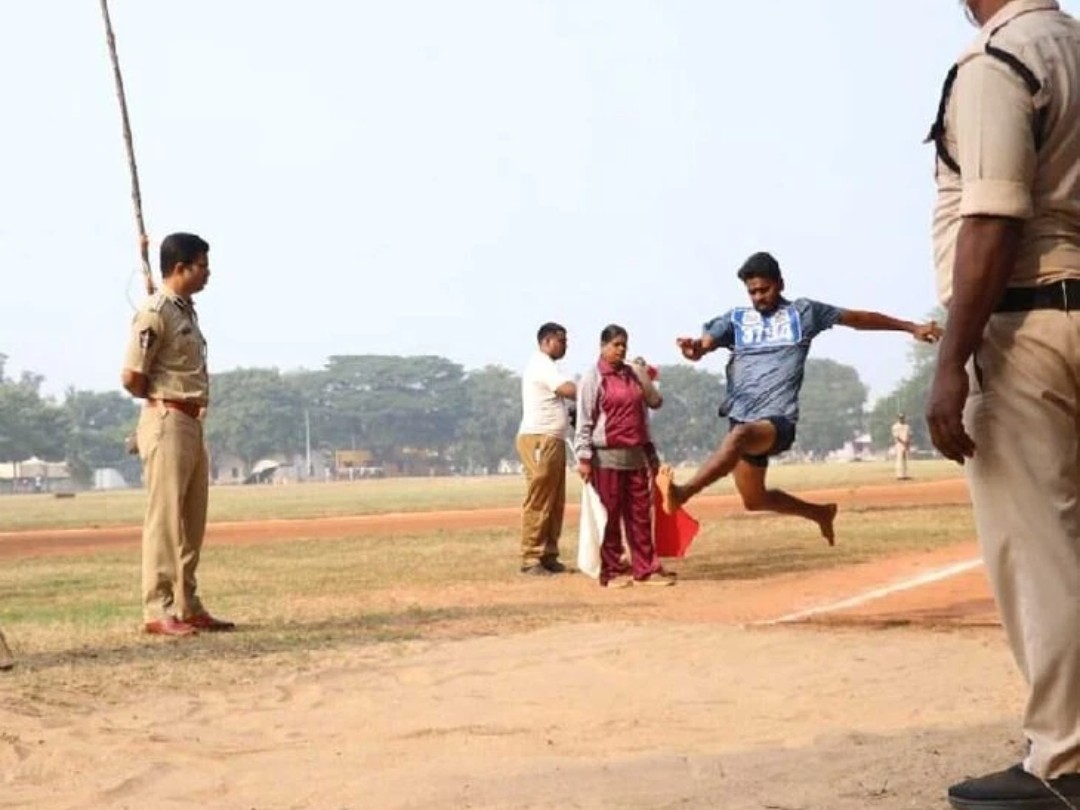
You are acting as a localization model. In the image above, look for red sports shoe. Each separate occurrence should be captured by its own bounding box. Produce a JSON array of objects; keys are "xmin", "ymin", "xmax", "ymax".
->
[
  {"xmin": 185, "ymin": 613, "xmax": 236, "ymax": 632},
  {"xmin": 144, "ymin": 617, "xmax": 198, "ymax": 637}
]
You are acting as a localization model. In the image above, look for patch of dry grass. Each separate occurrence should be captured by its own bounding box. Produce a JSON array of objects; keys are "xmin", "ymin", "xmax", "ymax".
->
[
  {"xmin": 0, "ymin": 460, "xmax": 961, "ymax": 531},
  {"xmin": 0, "ymin": 501, "xmax": 975, "ymax": 698}
]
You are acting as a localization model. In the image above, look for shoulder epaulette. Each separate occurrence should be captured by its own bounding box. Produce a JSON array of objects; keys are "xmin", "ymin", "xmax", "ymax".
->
[
  {"xmin": 145, "ymin": 291, "xmax": 168, "ymax": 313},
  {"xmin": 927, "ymin": 17, "xmax": 1049, "ymax": 175}
]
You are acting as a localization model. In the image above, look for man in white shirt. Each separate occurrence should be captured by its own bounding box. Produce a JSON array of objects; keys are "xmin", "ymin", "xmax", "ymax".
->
[{"xmin": 516, "ymin": 322, "xmax": 576, "ymax": 575}]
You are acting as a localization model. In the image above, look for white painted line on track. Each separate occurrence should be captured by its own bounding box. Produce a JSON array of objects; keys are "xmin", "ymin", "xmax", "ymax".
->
[{"xmin": 756, "ymin": 557, "xmax": 984, "ymax": 626}]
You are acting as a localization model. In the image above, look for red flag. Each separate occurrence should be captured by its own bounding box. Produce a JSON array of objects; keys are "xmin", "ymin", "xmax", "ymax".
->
[{"xmin": 653, "ymin": 486, "xmax": 700, "ymax": 558}]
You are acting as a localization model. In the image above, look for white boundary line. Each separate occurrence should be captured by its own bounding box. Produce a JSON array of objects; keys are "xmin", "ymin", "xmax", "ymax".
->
[{"xmin": 756, "ymin": 557, "xmax": 984, "ymax": 626}]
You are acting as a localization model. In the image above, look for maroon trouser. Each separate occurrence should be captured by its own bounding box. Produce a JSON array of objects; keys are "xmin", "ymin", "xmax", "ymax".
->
[{"xmin": 592, "ymin": 463, "xmax": 659, "ymax": 584}]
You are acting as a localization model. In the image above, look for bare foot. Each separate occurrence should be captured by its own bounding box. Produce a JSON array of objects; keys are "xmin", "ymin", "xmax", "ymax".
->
[
  {"xmin": 817, "ymin": 503, "xmax": 838, "ymax": 546},
  {"xmin": 655, "ymin": 465, "xmax": 683, "ymax": 515}
]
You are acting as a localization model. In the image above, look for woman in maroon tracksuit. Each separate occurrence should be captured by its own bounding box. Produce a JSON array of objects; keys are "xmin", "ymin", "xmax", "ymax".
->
[{"xmin": 574, "ymin": 324, "xmax": 673, "ymax": 588}]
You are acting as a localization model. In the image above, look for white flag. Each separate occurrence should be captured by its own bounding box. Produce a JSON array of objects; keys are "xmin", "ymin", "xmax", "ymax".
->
[{"xmin": 577, "ymin": 482, "xmax": 606, "ymax": 579}]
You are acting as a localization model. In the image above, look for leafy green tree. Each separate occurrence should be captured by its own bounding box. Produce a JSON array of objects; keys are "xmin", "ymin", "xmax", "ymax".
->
[
  {"xmin": 0, "ymin": 356, "xmax": 67, "ymax": 462},
  {"xmin": 796, "ymin": 358, "xmax": 868, "ymax": 455},
  {"xmin": 455, "ymin": 365, "xmax": 521, "ymax": 473},
  {"xmin": 204, "ymin": 368, "xmax": 307, "ymax": 470},
  {"xmin": 62, "ymin": 389, "xmax": 139, "ymax": 485},
  {"xmin": 647, "ymin": 365, "xmax": 727, "ymax": 463},
  {"xmin": 317, "ymin": 355, "xmax": 466, "ymax": 463}
]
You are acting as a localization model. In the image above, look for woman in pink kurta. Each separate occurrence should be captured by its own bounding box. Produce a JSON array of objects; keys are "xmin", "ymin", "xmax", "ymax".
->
[{"xmin": 574, "ymin": 325, "xmax": 673, "ymax": 588}]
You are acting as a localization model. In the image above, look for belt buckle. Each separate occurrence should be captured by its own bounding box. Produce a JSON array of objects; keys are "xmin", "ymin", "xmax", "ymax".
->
[{"xmin": 1064, "ymin": 279, "xmax": 1071, "ymax": 312}]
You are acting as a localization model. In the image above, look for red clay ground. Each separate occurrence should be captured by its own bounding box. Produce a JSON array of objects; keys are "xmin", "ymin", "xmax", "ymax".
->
[
  {"xmin": 0, "ymin": 478, "xmax": 994, "ymax": 627},
  {"xmin": 0, "ymin": 478, "xmax": 970, "ymax": 554}
]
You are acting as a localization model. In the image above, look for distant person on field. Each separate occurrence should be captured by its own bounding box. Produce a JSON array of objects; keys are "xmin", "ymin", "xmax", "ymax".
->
[
  {"xmin": 516, "ymin": 322, "xmax": 576, "ymax": 576},
  {"xmin": 656, "ymin": 251, "xmax": 942, "ymax": 545},
  {"xmin": 891, "ymin": 413, "xmax": 912, "ymax": 480},
  {"xmin": 575, "ymin": 325, "xmax": 673, "ymax": 588}
]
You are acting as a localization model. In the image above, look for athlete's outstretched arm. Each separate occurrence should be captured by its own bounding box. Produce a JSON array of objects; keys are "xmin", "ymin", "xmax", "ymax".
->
[{"xmin": 838, "ymin": 310, "xmax": 942, "ymax": 343}]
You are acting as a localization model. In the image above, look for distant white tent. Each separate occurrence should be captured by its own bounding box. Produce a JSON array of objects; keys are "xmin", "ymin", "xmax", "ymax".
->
[
  {"xmin": 0, "ymin": 458, "xmax": 69, "ymax": 481},
  {"xmin": 251, "ymin": 459, "xmax": 280, "ymax": 475},
  {"xmin": 244, "ymin": 459, "xmax": 280, "ymax": 485},
  {"xmin": 17, "ymin": 457, "xmax": 48, "ymax": 478},
  {"xmin": 94, "ymin": 468, "xmax": 129, "ymax": 490}
]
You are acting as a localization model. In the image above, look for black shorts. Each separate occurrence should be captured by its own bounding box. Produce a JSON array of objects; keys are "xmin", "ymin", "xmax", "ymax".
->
[{"xmin": 730, "ymin": 416, "xmax": 797, "ymax": 468}]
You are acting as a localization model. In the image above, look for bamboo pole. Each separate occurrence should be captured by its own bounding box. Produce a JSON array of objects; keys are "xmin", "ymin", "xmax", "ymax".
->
[{"xmin": 99, "ymin": 0, "xmax": 154, "ymax": 295}]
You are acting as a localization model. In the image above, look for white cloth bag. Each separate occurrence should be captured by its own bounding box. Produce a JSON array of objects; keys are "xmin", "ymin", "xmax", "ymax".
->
[{"xmin": 577, "ymin": 482, "xmax": 606, "ymax": 579}]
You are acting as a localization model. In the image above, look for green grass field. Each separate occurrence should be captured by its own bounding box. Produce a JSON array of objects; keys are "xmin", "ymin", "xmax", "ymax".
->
[
  {"xmin": 0, "ymin": 459, "xmax": 962, "ymax": 532},
  {"xmin": 0, "ymin": 499, "xmax": 975, "ymax": 693}
]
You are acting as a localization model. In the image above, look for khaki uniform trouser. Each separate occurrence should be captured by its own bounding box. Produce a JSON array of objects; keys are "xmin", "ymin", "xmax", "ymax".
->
[
  {"xmin": 894, "ymin": 444, "xmax": 909, "ymax": 479},
  {"xmin": 516, "ymin": 434, "xmax": 566, "ymax": 567},
  {"xmin": 137, "ymin": 404, "xmax": 209, "ymax": 622},
  {"xmin": 964, "ymin": 310, "xmax": 1080, "ymax": 778}
]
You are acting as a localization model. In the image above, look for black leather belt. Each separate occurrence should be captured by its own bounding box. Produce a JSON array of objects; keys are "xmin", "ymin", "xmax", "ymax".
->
[{"xmin": 995, "ymin": 279, "xmax": 1080, "ymax": 313}]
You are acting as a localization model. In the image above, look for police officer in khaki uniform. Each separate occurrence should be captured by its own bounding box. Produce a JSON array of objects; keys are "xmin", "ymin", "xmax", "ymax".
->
[
  {"xmin": 925, "ymin": 1, "xmax": 1080, "ymax": 806},
  {"xmin": 121, "ymin": 232, "xmax": 234, "ymax": 637},
  {"xmin": 890, "ymin": 414, "xmax": 912, "ymax": 480}
]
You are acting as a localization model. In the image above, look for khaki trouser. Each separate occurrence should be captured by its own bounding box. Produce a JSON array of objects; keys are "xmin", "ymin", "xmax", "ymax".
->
[
  {"xmin": 137, "ymin": 405, "xmax": 209, "ymax": 622},
  {"xmin": 894, "ymin": 443, "xmax": 909, "ymax": 479},
  {"xmin": 516, "ymin": 434, "xmax": 566, "ymax": 567},
  {"xmin": 964, "ymin": 310, "xmax": 1080, "ymax": 778}
]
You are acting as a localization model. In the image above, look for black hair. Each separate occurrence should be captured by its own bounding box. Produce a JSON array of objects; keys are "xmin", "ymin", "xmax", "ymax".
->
[
  {"xmin": 600, "ymin": 323, "xmax": 628, "ymax": 344},
  {"xmin": 536, "ymin": 322, "xmax": 566, "ymax": 344},
  {"xmin": 736, "ymin": 251, "xmax": 782, "ymax": 283},
  {"xmin": 160, "ymin": 232, "xmax": 210, "ymax": 278}
]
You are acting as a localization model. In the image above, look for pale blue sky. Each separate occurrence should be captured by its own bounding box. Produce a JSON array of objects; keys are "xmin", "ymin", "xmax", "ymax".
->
[{"xmin": 3, "ymin": 1, "xmax": 1075, "ymax": 401}]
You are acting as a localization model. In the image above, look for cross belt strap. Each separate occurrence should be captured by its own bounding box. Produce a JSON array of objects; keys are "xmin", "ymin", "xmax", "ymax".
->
[{"xmin": 927, "ymin": 16, "xmax": 1050, "ymax": 175}]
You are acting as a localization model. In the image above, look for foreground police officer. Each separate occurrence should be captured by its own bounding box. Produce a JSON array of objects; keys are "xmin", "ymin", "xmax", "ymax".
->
[
  {"xmin": 925, "ymin": 1, "xmax": 1080, "ymax": 806},
  {"xmin": 121, "ymin": 233, "xmax": 234, "ymax": 637}
]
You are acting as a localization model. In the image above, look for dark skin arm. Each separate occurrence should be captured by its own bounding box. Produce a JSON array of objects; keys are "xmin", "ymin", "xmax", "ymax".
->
[
  {"xmin": 121, "ymin": 369, "xmax": 149, "ymax": 399},
  {"xmin": 555, "ymin": 381, "xmax": 576, "ymax": 399},
  {"xmin": 675, "ymin": 334, "xmax": 719, "ymax": 361},
  {"xmin": 926, "ymin": 215, "xmax": 1023, "ymax": 463},
  {"xmin": 837, "ymin": 310, "xmax": 941, "ymax": 342}
]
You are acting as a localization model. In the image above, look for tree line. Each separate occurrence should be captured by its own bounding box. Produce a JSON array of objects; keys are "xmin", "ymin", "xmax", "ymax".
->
[{"xmin": 1, "ymin": 336, "xmax": 940, "ymax": 485}]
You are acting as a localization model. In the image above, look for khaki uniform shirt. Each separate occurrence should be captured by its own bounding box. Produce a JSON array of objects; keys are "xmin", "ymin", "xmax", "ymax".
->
[
  {"xmin": 122, "ymin": 289, "xmax": 209, "ymax": 404},
  {"xmin": 932, "ymin": 0, "xmax": 1080, "ymax": 304},
  {"xmin": 891, "ymin": 422, "xmax": 911, "ymax": 447}
]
